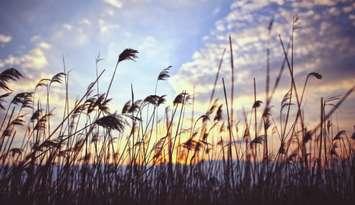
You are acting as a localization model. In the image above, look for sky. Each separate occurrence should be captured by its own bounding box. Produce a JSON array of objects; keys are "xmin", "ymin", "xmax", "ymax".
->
[{"xmin": 0, "ymin": 0, "xmax": 354, "ymax": 131}]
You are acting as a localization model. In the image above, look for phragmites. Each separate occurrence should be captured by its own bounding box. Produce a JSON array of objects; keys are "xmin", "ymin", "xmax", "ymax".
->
[
  {"xmin": 214, "ymin": 105, "xmax": 223, "ymax": 122},
  {"xmin": 268, "ymin": 17, "xmax": 274, "ymax": 32},
  {"xmin": 333, "ymin": 130, "xmax": 346, "ymax": 141},
  {"xmin": 200, "ymin": 114, "xmax": 210, "ymax": 123},
  {"xmin": 95, "ymin": 113, "xmax": 126, "ymax": 132},
  {"xmin": 118, "ymin": 48, "xmax": 139, "ymax": 62},
  {"xmin": 96, "ymin": 52, "xmax": 104, "ymax": 64},
  {"xmin": 281, "ymin": 89, "xmax": 293, "ymax": 110},
  {"xmin": 330, "ymin": 144, "xmax": 339, "ymax": 157},
  {"xmin": 31, "ymin": 109, "xmax": 42, "ymax": 122},
  {"xmin": 144, "ymin": 95, "xmax": 159, "ymax": 105},
  {"xmin": 242, "ymin": 127, "xmax": 250, "ymax": 140},
  {"xmin": 252, "ymin": 100, "xmax": 263, "ymax": 109},
  {"xmin": 173, "ymin": 91, "xmax": 191, "ymax": 105},
  {"xmin": 157, "ymin": 95, "xmax": 166, "ymax": 105},
  {"xmin": 157, "ymin": 66, "xmax": 171, "ymax": 81},
  {"xmin": 278, "ymin": 142, "xmax": 286, "ymax": 154},
  {"xmin": 1, "ymin": 17, "xmax": 355, "ymax": 205},
  {"xmin": 307, "ymin": 72, "xmax": 322, "ymax": 80},
  {"xmin": 10, "ymin": 115, "xmax": 25, "ymax": 126},
  {"xmin": 155, "ymin": 66, "xmax": 171, "ymax": 94},
  {"xmin": 9, "ymin": 148, "xmax": 22, "ymax": 156},
  {"xmin": 11, "ymin": 92, "xmax": 33, "ymax": 108},
  {"xmin": 262, "ymin": 106, "xmax": 272, "ymax": 118},
  {"xmin": 0, "ymin": 92, "xmax": 12, "ymax": 110},
  {"xmin": 250, "ymin": 135, "xmax": 264, "ymax": 145},
  {"xmin": 35, "ymin": 78, "xmax": 50, "ymax": 89},
  {"xmin": 303, "ymin": 129, "xmax": 313, "ymax": 143},
  {"xmin": 263, "ymin": 117, "xmax": 271, "ymax": 130},
  {"xmin": 206, "ymin": 100, "xmax": 218, "ymax": 115},
  {"xmin": 72, "ymin": 103, "xmax": 86, "ymax": 118},
  {"xmin": 0, "ymin": 68, "xmax": 22, "ymax": 91},
  {"xmin": 144, "ymin": 95, "xmax": 166, "ymax": 106},
  {"xmin": 287, "ymin": 152, "xmax": 298, "ymax": 163},
  {"xmin": 122, "ymin": 100, "xmax": 132, "ymax": 114},
  {"xmin": 40, "ymin": 139, "xmax": 61, "ymax": 149},
  {"xmin": 34, "ymin": 113, "xmax": 52, "ymax": 130},
  {"xmin": 182, "ymin": 138, "xmax": 201, "ymax": 151},
  {"xmin": 85, "ymin": 94, "xmax": 111, "ymax": 114},
  {"xmin": 50, "ymin": 72, "xmax": 66, "ymax": 85},
  {"xmin": 128, "ymin": 100, "xmax": 142, "ymax": 113}
]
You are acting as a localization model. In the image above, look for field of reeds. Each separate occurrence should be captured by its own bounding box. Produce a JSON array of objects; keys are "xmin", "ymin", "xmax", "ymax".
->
[{"xmin": 0, "ymin": 17, "xmax": 354, "ymax": 205}]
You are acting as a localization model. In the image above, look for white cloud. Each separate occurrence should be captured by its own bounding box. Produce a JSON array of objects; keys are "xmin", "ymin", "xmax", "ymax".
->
[
  {"xmin": 98, "ymin": 18, "xmax": 120, "ymax": 33},
  {"xmin": 0, "ymin": 42, "xmax": 50, "ymax": 70},
  {"xmin": 52, "ymin": 22, "xmax": 91, "ymax": 46},
  {"xmin": 62, "ymin": 23, "xmax": 73, "ymax": 31},
  {"xmin": 171, "ymin": 0, "xmax": 355, "ymax": 129},
  {"xmin": 0, "ymin": 34, "xmax": 12, "ymax": 45},
  {"xmin": 80, "ymin": 18, "xmax": 91, "ymax": 26},
  {"xmin": 30, "ymin": 35, "xmax": 41, "ymax": 43},
  {"xmin": 212, "ymin": 7, "xmax": 221, "ymax": 16},
  {"xmin": 313, "ymin": 0, "xmax": 337, "ymax": 6},
  {"xmin": 38, "ymin": 41, "xmax": 51, "ymax": 50},
  {"xmin": 342, "ymin": 6, "xmax": 353, "ymax": 13},
  {"xmin": 24, "ymin": 48, "xmax": 48, "ymax": 69},
  {"xmin": 328, "ymin": 7, "xmax": 341, "ymax": 16},
  {"xmin": 103, "ymin": 0, "xmax": 122, "ymax": 9}
]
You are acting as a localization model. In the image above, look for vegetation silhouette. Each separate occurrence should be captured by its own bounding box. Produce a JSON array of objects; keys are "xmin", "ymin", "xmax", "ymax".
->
[{"xmin": 0, "ymin": 17, "xmax": 354, "ymax": 205}]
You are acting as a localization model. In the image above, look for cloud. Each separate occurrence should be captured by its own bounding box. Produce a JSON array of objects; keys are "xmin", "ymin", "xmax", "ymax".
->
[
  {"xmin": 79, "ymin": 18, "xmax": 91, "ymax": 26},
  {"xmin": 103, "ymin": 0, "xmax": 122, "ymax": 9},
  {"xmin": 0, "ymin": 34, "xmax": 12, "ymax": 45},
  {"xmin": 62, "ymin": 23, "xmax": 73, "ymax": 31},
  {"xmin": 98, "ymin": 18, "xmax": 120, "ymax": 33},
  {"xmin": 171, "ymin": 0, "xmax": 355, "ymax": 128},
  {"xmin": 0, "ymin": 42, "xmax": 50, "ymax": 70},
  {"xmin": 313, "ymin": 0, "xmax": 337, "ymax": 6},
  {"xmin": 52, "ymin": 23, "xmax": 89, "ymax": 46}
]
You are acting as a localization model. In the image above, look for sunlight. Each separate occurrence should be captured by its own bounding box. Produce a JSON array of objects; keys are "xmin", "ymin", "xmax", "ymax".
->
[{"xmin": 0, "ymin": 0, "xmax": 355, "ymax": 204}]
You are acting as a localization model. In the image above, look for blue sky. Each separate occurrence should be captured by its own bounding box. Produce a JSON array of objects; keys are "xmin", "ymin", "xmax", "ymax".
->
[
  {"xmin": 0, "ymin": 0, "xmax": 232, "ymax": 105},
  {"xmin": 0, "ymin": 0, "xmax": 354, "ymax": 129}
]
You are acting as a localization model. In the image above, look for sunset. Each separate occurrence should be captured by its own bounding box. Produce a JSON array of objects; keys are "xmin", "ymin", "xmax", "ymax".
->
[{"xmin": 0, "ymin": 0, "xmax": 354, "ymax": 204}]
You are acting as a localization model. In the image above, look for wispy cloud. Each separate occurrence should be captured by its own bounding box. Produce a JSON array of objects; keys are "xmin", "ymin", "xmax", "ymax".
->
[
  {"xmin": 0, "ymin": 42, "xmax": 50, "ymax": 70},
  {"xmin": 0, "ymin": 33, "xmax": 12, "ymax": 45},
  {"xmin": 0, "ymin": 0, "xmax": 353, "ymax": 129},
  {"xmin": 172, "ymin": 0, "xmax": 355, "ymax": 127},
  {"xmin": 103, "ymin": 0, "xmax": 122, "ymax": 9}
]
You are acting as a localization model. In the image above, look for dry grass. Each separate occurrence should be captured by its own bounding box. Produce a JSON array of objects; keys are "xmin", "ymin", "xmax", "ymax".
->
[{"xmin": 0, "ymin": 18, "xmax": 354, "ymax": 205}]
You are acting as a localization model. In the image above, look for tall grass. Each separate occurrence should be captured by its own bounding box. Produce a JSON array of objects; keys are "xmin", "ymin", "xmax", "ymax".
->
[{"xmin": 0, "ymin": 18, "xmax": 354, "ymax": 205}]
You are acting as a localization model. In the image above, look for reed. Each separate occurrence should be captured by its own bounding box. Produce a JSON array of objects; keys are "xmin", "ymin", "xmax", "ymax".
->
[{"xmin": 0, "ymin": 18, "xmax": 354, "ymax": 205}]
